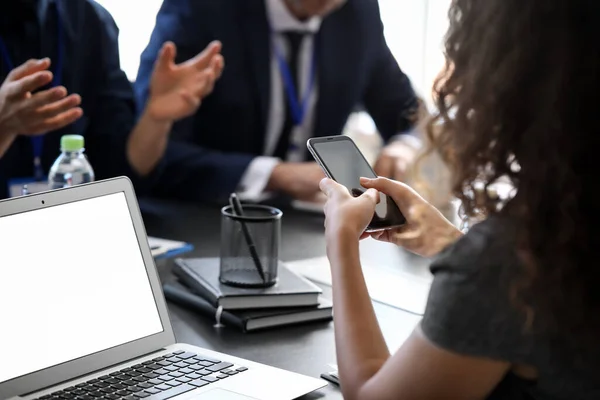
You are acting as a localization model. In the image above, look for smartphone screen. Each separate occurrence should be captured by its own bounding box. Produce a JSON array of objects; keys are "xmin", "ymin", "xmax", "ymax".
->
[{"xmin": 308, "ymin": 137, "xmax": 406, "ymax": 231}]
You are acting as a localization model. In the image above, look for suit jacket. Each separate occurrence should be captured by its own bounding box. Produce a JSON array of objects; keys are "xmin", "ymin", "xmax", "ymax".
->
[
  {"xmin": 0, "ymin": 0, "xmax": 152, "ymax": 199},
  {"xmin": 135, "ymin": 0, "xmax": 418, "ymax": 202}
]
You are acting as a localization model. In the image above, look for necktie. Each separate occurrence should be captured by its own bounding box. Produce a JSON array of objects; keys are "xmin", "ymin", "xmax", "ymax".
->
[{"xmin": 273, "ymin": 31, "xmax": 305, "ymax": 160}]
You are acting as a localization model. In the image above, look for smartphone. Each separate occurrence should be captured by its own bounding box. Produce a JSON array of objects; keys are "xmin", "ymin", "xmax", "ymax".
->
[{"xmin": 307, "ymin": 136, "xmax": 406, "ymax": 232}]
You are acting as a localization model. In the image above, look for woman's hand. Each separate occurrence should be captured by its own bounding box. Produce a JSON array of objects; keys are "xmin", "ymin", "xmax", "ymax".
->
[
  {"xmin": 360, "ymin": 177, "xmax": 462, "ymax": 257},
  {"xmin": 319, "ymin": 178, "xmax": 379, "ymax": 245}
]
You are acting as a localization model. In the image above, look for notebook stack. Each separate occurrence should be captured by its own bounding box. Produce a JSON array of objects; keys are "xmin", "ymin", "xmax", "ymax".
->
[{"xmin": 164, "ymin": 257, "xmax": 333, "ymax": 333}]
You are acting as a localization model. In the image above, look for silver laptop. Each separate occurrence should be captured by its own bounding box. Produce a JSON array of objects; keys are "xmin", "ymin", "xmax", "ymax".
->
[{"xmin": 0, "ymin": 177, "xmax": 326, "ymax": 400}]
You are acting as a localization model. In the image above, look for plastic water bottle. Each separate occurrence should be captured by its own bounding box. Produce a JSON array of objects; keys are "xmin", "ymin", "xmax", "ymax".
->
[{"xmin": 48, "ymin": 135, "xmax": 95, "ymax": 189}]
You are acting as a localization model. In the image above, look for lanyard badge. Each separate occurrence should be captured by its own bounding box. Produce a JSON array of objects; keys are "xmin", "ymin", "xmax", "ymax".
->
[{"xmin": 272, "ymin": 39, "xmax": 317, "ymax": 127}]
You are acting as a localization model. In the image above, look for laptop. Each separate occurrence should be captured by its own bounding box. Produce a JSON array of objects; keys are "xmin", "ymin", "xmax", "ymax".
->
[{"xmin": 0, "ymin": 177, "xmax": 326, "ymax": 400}]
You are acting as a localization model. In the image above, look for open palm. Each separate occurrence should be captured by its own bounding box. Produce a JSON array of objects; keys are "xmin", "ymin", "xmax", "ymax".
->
[{"xmin": 146, "ymin": 41, "xmax": 223, "ymax": 122}]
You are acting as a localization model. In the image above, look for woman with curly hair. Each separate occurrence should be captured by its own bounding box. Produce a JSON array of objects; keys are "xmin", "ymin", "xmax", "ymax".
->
[{"xmin": 319, "ymin": 0, "xmax": 600, "ymax": 398}]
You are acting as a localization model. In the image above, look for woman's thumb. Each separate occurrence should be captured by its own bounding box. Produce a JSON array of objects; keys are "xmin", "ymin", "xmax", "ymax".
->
[
  {"xmin": 362, "ymin": 188, "xmax": 380, "ymax": 205},
  {"xmin": 360, "ymin": 177, "xmax": 424, "ymax": 210}
]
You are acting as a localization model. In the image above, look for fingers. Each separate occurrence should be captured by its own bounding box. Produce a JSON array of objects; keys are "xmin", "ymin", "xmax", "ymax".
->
[
  {"xmin": 179, "ymin": 90, "xmax": 201, "ymax": 109},
  {"xmin": 201, "ymin": 80, "xmax": 215, "ymax": 98},
  {"xmin": 361, "ymin": 188, "xmax": 379, "ymax": 205},
  {"xmin": 319, "ymin": 178, "xmax": 335, "ymax": 196},
  {"xmin": 8, "ymin": 71, "xmax": 53, "ymax": 98},
  {"xmin": 319, "ymin": 177, "xmax": 347, "ymax": 198},
  {"xmin": 7, "ymin": 58, "xmax": 51, "ymax": 82},
  {"xmin": 198, "ymin": 70, "xmax": 216, "ymax": 97},
  {"xmin": 372, "ymin": 231, "xmax": 384, "ymax": 239},
  {"xmin": 186, "ymin": 41, "xmax": 222, "ymax": 70},
  {"xmin": 155, "ymin": 42, "xmax": 177, "ymax": 72},
  {"xmin": 360, "ymin": 176, "xmax": 425, "ymax": 210},
  {"xmin": 29, "ymin": 108, "xmax": 83, "ymax": 135},
  {"xmin": 212, "ymin": 54, "xmax": 225, "ymax": 79},
  {"xmin": 192, "ymin": 55, "xmax": 223, "ymax": 99},
  {"xmin": 393, "ymin": 158, "xmax": 408, "ymax": 182},
  {"xmin": 202, "ymin": 55, "xmax": 223, "ymax": 96},
  {"xmin": 390, "ymin": 228, "xmax": 426, "ymax": 254},
  {"xmin": 26, "ymin": 86, "xmax": 67, "ymax": 109},
  {"xmin": 374, "ymin": 153, "xmax": 394, "ymax": 178},
  {"xmin": 370, "ymin": 230, "xmax": 387, "ymax": 242},
  {"xmin": 370, "ymin": 226, "xmax": 416, "ymax": 246},
  {"xmin": 35, "ymin": 94, "xmax": 81, "ymax": 119}
]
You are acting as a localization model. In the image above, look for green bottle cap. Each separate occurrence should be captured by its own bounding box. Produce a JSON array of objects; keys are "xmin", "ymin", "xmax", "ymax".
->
[{"xmin": 61, "ymin": 135, "xmax": 84, "ymax": 152}]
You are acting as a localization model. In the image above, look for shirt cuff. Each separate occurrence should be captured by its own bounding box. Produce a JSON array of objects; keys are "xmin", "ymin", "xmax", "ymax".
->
[{"xmin": 237, "ymin": 156, "xmax": 281, "ymax": 202}]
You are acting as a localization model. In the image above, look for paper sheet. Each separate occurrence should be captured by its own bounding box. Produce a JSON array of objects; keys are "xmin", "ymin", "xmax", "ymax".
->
[
  {"xmin": 291, "ymin": 200, "xmax": 324, "ymax": 213},
  {"xmin": 148, "ymin": 236, "xmax": 189, "ymax": 258},
  {"xmin": 286, "ymin": 256, "xmax": 432, "ymax": 315}
]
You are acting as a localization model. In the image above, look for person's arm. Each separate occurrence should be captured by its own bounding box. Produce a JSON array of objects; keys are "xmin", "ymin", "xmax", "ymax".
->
[
  {"xmin": 155, "ymin": 135, "xmax": 260, "ymax": 202},
  {"xmin": 134, "ymin": 0, "xmax": 324, "ymax": 202},
  {"xmin": 133, "ymin": 0, "xmax": 246, "ymax": 201},
  {"xmin": 129, "ymin": 39, "xmax": 223, "ymax": 177},
  {"xmin": 236, "ymin": 156, "xmax": 280, "ymax": 201},
  {"xmin": 327, "ymin": 233, "xmax": 391, "ymax": 384},
  {"xmin": 86, "ymin": 2, "xmax": 222, "ymax": 195},
  {"xmin": 126, "ymin": 113, "xmax": 172, "ymax": 176},
  {"xmin": 319, "ymin": 179, "xmax": 512, "ymax": 400},
  {"xmin": 326, "ymin": 236, "xmax": 509, "ymax": 400}
]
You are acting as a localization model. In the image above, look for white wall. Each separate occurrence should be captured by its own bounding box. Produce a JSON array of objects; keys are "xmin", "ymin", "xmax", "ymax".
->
[
  {"xmin": 95, "ymin": 0, "xmax": 451, "ymax": 101},
  {"xmin": 378, "ymin": 0, "xmax": 450, "ymax": 106},
  {"xmin": 94, "ymin": 0, "xmax": 164, "ymax": 81}
]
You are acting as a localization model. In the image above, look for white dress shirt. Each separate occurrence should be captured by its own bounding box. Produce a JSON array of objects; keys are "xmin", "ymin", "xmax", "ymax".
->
[{"xmin": 238, "ymin": 0, "xmax": 321, "ymax": 200}]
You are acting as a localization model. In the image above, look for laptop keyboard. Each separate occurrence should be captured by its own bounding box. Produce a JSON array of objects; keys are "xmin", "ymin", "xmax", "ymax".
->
[{"xmin": 33, "ymin": 350, "xmax": 249, "ymax": 400}]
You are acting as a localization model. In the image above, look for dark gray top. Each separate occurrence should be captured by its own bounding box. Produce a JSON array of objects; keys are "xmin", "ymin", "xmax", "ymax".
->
[{"xmin": 421, "ymin": 216, "xmax": 600, "ymax": 400}]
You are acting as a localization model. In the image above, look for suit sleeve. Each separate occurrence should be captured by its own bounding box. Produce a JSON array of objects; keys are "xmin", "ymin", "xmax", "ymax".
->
[
  {"xmin": 83, "ymin": 2, "xmax": 158, "ymax": 195},
  {"xmin": 362, "ymin": 1, "xmax": 420, "ymax": 142},
  {"xmin": 134, "ymin": 0, "xmax": 256, "ymax": 202}
]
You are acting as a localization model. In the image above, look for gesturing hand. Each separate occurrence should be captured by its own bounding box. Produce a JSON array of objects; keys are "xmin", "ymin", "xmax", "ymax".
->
[
  {"xmin": 146, "ymin": 41, "xmax": 224, "ymax": 122},
  {"xmin": 0, "ymin": 58, "xmax": 83, "ymax": 137}
]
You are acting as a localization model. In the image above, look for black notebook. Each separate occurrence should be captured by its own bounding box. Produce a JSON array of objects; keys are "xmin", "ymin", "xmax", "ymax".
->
[
  {"xmin": 173, "ymin": 258, "xmax": 322, "ymax": 310},
  {"xmin": 163, "ymin": 283, "xmax": 333, "ymax": 333}
]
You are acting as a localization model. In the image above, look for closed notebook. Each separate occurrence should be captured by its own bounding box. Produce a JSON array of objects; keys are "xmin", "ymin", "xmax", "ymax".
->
[
  {"xmin": 173, "ymin": 257, "xmax": 322, "ymax": 310},
  {"xmin": 163, "ymin": 283, "xmax": 333, "ymax": 333},
  {"xmin": 148, "ymin": 236, "xmax": 193, "ymax": 260}
]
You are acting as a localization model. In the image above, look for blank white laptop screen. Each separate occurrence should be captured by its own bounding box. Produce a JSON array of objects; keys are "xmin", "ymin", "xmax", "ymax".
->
[{"xmin": 0, "ymin": 192, "xmax": 163, "ymax": 383}]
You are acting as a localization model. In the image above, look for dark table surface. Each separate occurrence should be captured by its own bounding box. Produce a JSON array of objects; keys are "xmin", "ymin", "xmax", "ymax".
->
[{"xmin": 140, "ymin": 199, "xmax": 427, "ymax": 400}]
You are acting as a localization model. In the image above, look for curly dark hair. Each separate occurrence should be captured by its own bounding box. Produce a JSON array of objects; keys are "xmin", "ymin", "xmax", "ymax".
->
[{"xmin": 426, "ymin": 0, "xmax": 600, "ymax": 341}]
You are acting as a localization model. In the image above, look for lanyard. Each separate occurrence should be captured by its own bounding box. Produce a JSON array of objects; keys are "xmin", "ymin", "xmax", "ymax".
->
[
  {"xmin": 0, "ymin": 2, "xmax": 64, "ymax": 180},
  {"xmin": 272, "ymin": 32, "xmax": 317, "ymax": 127}
]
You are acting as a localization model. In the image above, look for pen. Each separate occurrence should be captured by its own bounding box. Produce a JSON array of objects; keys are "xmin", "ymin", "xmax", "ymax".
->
[{"xmin": 228, "ymin": 193, "xmax": 267, "ymax": 284}]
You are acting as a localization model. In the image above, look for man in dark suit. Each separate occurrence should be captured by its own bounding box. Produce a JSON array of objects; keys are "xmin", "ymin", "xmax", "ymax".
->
[{"xmin": 135, "ymin": 0, "xmax": 422, "ymax": 203}]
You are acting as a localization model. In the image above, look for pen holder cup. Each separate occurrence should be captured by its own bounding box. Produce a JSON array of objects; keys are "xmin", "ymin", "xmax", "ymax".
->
[{"xmin": 219, "ymin": 204, "xmax": 282, "ymax": 288}]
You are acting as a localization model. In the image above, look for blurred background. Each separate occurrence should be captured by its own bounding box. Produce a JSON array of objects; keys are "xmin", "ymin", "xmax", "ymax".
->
[
  {"xmin": 94, "ymin": 0, "xmax": 455, "ymax": 209},
  {"xmin": 95, "ymin": 0, "xmax": 451, "ymax": 109}
]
